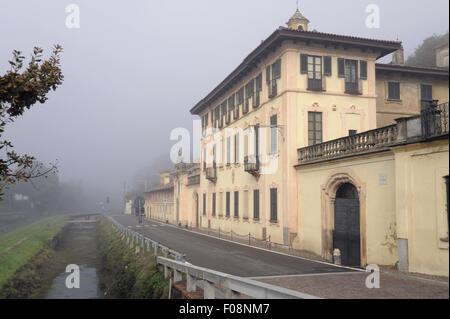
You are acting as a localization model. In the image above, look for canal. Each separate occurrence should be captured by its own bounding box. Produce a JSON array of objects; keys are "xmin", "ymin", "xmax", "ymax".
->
[{"xmin": 41, "ymin": 216, "xmax": 102, "ymax": 299}]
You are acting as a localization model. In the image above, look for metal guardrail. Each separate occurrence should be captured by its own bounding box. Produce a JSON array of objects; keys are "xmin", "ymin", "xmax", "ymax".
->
[
  {"xmin": 104, "ymin": 215, "xmax": 186, "ymax": 262},
  {"xmin": 157, "ymin": 257, "xmax": 320, "ymax": 299}
]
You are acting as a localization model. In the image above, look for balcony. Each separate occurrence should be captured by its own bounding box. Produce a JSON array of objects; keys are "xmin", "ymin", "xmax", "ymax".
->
[
  {"xmin": 298, "ymin": 125, "xmax": 398, "ymax": 165},
  {"xmin": 307, "ymin": 78, "xmax": 326, "ymax": 91},
  {"xmin": 186, "ymin": 174, "xmax": 200, "ymax": 186},
  {"xmin": 244, "ymin": 155, "xmax": 260, "ymax": 177},
  {"xmin": 205, "ymin": 162, "xmax": 217, "ymax": 183},
  {"xmin": 268, "ymin": 80, "xmax": 278, "ymax": 98},
  {"xmin": 345, "ymin": 80, "xmax": 362, "ymax": 95},
  {"xmin": 297, "ymin": 102, "xmax": 449, "ymax": 165}
]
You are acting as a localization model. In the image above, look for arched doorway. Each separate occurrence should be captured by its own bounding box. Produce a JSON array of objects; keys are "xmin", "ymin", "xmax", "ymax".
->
[{"xmin": 333, "ymin": 183, "xmax": 361, "ymax": 267}]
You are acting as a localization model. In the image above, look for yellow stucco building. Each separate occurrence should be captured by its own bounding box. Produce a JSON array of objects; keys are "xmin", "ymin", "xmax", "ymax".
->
[{"xmin": 166, "ymin": 9, "xmax": 449, "ymax": 277}]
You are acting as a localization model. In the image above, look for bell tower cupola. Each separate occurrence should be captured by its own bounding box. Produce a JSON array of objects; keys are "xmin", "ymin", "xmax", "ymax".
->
[{"xmin": 287, "ymin": 2, "xmax": 310, "ymax": 31}]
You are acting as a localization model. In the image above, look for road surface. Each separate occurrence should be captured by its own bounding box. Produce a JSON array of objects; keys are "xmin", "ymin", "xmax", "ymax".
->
[{"xmin": 111, "ymin": 214, "xmax": 355, "ymax": 278}]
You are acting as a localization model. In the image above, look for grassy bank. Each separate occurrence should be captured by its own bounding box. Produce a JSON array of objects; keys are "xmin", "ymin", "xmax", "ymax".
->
[
  {"xmin": 97, "ymin": 218, "xmax": 169, "ymax": 299},
  {"xmin": 0, "ymin": 216, "xmax": 67, "ymax": 297}
]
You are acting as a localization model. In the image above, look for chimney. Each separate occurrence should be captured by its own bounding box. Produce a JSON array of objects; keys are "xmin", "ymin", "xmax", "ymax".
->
[{"xmin": 391, "ymin": 46, "xmax": 405, "ymax": 65}]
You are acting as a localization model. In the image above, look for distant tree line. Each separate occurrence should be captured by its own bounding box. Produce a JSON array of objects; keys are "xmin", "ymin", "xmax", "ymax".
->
[{"xmin": 406, "ymin": 31, "xmax": 449, "ymax": 68}]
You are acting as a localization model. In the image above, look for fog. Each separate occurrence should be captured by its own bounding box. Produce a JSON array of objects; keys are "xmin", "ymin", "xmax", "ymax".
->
[{"xmin": 0, "ymin": 0, "xmax": 448, "ymax": 211}]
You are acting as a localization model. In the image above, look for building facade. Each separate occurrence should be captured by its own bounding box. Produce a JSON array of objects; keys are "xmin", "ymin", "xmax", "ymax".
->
[
  {"xmin": 158, "ymin": 9, "xmax": 449, "ymax": 276},
  {"xmin": 189, "ymin": 10, "xmax": 401, "ymax": 246},
  {"xmin": 144, "ymin": 172, "xmax": 175, "ymax": 223}
]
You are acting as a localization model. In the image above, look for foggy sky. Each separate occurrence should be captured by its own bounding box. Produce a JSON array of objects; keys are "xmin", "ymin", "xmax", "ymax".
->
[{"xmin": 0, "ymin": 0, "xmax": 448, "ymax": 209}]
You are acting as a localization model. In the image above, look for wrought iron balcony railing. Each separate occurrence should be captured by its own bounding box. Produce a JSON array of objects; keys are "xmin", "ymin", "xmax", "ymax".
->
[
  {"xmin": 205, "ymin": 162, "xmax": 217, "ymax": 183},
  {"xmin": 345, "ymin": 80, "xmax": 363, "ymax": 95},
  {"xmin": 307, "ymin": 78, "xmax": 326, "ymax": 91},
  {"xmin": 422, "ymin": 101, "xmax": 449, "ymax": 138},
  {"xmin": 244, "ymin": 155, "xmax": 260, "ymax": 177}
]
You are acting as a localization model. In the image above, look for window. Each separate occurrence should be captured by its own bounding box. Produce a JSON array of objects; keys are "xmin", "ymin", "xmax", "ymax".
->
[
  {"xmin": 244, "ymin": 80, "xmax": 254, "ymax": 113},
  {"xmin": 344, "ymin": 60, "xmax": 358, "ymax": 83},
  {"xmin": 270, "ymin": 115, "xmax": 278, "ymax": 154},
  {"xmin": 308, "ymin": 112, "xmax": 323, "ymax": 146},
  {"xmin": 253, "ymin": 190, "xmax": 260, "ymax": 220},
  {"xmin": 203, "ymin": 193, "xmax": 207, "ymax": 216},
  {"xmin": 254, "ymin": 73, "xmax": 262, "ymax": 108},
  {"xmin": 267, "ymin": 59, "xmax": 281, "ymax": 98},
  {"xmin": 272, "ymin": 59, "xmax": 281, "ymax": 79},
  {"xmin": 243, "ymin": 190, "xmax": 249, "ymax": 220},
  {"xmin": 234, "ymin": 191, "xmax": 239, "ymax": 218},
  {"xmin": 234, "ymin": 133, "xmax": 240, "ymax": 164},
  {"xmin": 324, "ymin": 56, "xmax": 332, "ymax": 76},
  {"xmin": 228, "ymin": 94, "xmax": 235, "ymax": 120},
  {"xmin": 236, "ymin": 87, "xmax": 244, "ymax": 119},
  {"xmin": 201, "ymin": 113, "xmax": 209, "ymax": 135},
  {"xmin": 214, "ymin": 106, "xmax": 221, "ymax": 128},
  {"xmin": 388, "ymin": 82, "xmax": 401, "ymax": 100},
  {"xmin": 270, "ymin": 188, "xmax": 278, "ymax": 222},
  {"xmin": 421, "ymin": 84, "xmax": 433, "ymax": 110},
  {"xmin": 212, "ymin": 193, "xmax": 216, "ymax": 217},
  {"xmin": 226, "ymin": 136, "xmax": 231, "ymax": 165},
  {"xmin": 226, "ymin": 192, "xmax": 231, "ymax": 217},
  {"xmin": 307, "ymin": 56, "xmax": 322, "ymax": 80}
]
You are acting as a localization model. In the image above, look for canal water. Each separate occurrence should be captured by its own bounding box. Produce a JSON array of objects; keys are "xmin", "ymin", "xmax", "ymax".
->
[{"xmin": 43, "ymin": 217, "xmax": 102, "ymax": 299}]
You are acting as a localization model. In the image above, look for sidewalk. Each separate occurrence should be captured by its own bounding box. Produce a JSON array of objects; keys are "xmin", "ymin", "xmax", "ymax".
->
[{"xmin": 254, "ymin": 270, "xmax": 449, "ymax": 299}]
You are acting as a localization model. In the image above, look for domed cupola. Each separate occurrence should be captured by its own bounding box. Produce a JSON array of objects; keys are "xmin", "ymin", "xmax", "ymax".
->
[{"xmin": 287, "ymin": 6, "xmax": 310, "ymax": 31}]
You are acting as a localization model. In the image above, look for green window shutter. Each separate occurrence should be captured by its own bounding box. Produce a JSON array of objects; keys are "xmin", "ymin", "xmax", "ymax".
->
[
  {"xmin": 273, "ymin": 59, "xmax": 281, "ymax": 79},
  {"xmin": 324, "ymin": 56, "xmax": 332, "ymax": 76},
  {"xmin": 270, "ymin": 188, "xmax": 277, "ymax": 222},
  {"xmin": 253, "ymin": 190, "xmax": 260, "ymax": 220},
  {"xmin": 226, "ymin": 192, "xmax": 230, "ymax": 217},
  {"xmin": 234, "ymin": 191, "xmax": 239, "ymax": 218},
  {"xmin": 360, "ymin": 60, "xmax": 368, "ymax": 80},
  {"xmin": 338, "ymin": 58, "xmax": 345, "ymax": 78},
  {"xmin": 266, "ymin": 65, "xmax": 271, "ymax": 83},
  {"xmin": 300, "ymin": 54, "xmax": 308, "ymax": 74}
]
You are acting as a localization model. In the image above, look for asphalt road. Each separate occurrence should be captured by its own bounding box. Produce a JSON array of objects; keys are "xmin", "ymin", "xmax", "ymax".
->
[{"xmin": 111, "ymin": 214, "xmax": 354, "ymax": 278}]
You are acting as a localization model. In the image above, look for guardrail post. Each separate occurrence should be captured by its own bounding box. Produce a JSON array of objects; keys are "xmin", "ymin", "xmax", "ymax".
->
[
  {"xmin": 225, "ymin": 289, "xmax": 241, "ymax": 299},
  {"xmin": 248, "ymin": 233, "xmax": 251, "ymax": 246},
  {"xmin": 153, "ymin": 242, "xmax": 158, "ymax": 255},
  {"xmin": 203, "ymin": 281, "xmax": 216, "ymax": 299},
  {"xmin": 164, "ymin": 265, "xmax": 170, "ymax": 279},
  {"xmin": 186, "ymin": 274, "xmax": 197, "ymax": 292},
  {"xmin": 173, "ymin": 270, "xmax": 182, "ymax": 283}
]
